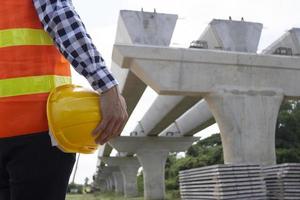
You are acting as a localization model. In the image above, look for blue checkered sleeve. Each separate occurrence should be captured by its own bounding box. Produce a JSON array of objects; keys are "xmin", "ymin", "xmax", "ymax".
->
[{"xmin": 33, "ymin": 0, "xmax": 118, "ymax": 93}]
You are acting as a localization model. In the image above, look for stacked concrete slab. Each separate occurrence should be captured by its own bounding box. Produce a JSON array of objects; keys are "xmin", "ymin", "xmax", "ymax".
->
[
  {"xmin": 263, "ymin": 163, "xmax": 300, "ymax": 199},
  {"xmin": 179, "ymin": 164, "xmax": 267, "ymax": 200}
]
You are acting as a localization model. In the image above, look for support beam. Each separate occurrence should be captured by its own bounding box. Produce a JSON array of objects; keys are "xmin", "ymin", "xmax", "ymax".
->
[
  {"xmin": 101, "ymin": 157, "xmax": 140, "ymax": 198},
  {"xmin": 109, "ymin": 136, "xmax": 198, "ymax": 200},
  {"xmin": 159, "ymin": 99, "xmax": 214, "ymax": 136},
  {"xmin": 131, "ymin": 95, "xmax": 201, "ymax": 136}
]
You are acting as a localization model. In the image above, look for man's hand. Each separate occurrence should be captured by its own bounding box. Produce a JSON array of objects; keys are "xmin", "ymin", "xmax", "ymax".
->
[{"xmin": 92, "ymin": 86, "xmax": 128, "ymax": 145}]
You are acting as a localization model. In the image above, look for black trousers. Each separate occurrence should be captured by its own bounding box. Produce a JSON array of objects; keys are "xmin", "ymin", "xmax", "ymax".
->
[{"xmin": 0, "ymin": 132, "xmax": 75, "ymax": 200}]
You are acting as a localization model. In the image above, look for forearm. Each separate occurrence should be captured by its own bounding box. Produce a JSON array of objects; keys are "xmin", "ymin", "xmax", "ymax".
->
[{"xmin": 33, "ymin": 0, "xmax": 118, "ymax": 93}]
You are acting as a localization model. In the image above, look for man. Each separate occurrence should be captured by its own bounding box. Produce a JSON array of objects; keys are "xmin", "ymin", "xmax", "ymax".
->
[{"xmin": 0, "ymin": 0, "xmax": 128, "ymax": 199}]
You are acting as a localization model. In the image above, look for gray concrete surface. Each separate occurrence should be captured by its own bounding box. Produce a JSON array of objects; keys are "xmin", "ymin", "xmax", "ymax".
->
[
  {"xmin": 101, "ymin": 156, "xmax": 140, "ymax": 198},
  {"xmin": 262, "ymin": 28, "xmax": 300, "ymax": 55},
  {"xmin": 159, "ymin": 99, "xmax": 214, "ymax": 136},
  {"xmin": 112, "ymin": 43, "xmax": 300, "ymax": 165},
  {"xmin": 199, "ymin": 19, "xmax": 262, "ymax": 52},
  {"xmin": 97, "ymin": 10, "xmax": 178, "ymax": 160},
  {"xmin": 109, "ymin": 136, "xmax": 198, "ymax": 200},
  {"xmin": 112, "ymin": 10, "xmax": 177, "ymax": 116},
  {"xmin": 113, "ymin": 44, "xmax": 300, "ymax": 97},
  {"xmin": 112, "ymin": 170, "xmax": 124, "ymax": 194}
]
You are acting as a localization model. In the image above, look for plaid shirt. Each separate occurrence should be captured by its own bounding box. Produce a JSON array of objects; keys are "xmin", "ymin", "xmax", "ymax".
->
[{"xmin": 33, "ymin": 0, "xmax": 117, "ymax": 93}]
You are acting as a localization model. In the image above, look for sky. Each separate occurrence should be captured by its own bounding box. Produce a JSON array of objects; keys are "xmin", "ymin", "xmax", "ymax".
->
[{"xmin": 68, "ymin": 0, "xmax": 300, "ymax": 184}]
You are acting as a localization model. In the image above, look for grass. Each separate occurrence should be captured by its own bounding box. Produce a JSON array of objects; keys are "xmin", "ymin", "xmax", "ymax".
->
[{"xmin": 66, "ymin": 191, "xmax": 181, "ymax": 200}]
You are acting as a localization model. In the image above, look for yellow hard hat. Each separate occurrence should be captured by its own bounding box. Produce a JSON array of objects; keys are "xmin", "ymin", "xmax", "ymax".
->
[{"xmin": 47, "ymin": 84, "xmax": 101, "ymax": 154}]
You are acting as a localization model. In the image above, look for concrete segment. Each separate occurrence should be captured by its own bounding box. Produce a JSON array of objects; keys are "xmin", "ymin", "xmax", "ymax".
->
[
  {"xmin": 147, "ymin": 96, "xmax": 201, "ymax": 136},
  {"xmin": 262, "ymin": 28, "xmax": 300, "ymax": 55},
  {"xmin": 159, "ymin": 99, "xmax": 214, "ymax": 136},
  {"xmin": 109, "ymin": 136, "xmax": 199, "ymax": 199},
  {"xmin": 101, "ymin": 157, "xmax": 140, "ymax": 198},
  {"xmin": 131, "ymin": 95, "xmax": 183, "ymax": 136},
  {"xmin": 199, "ymin": 19, "xmax": 263, "ymax": 52}
]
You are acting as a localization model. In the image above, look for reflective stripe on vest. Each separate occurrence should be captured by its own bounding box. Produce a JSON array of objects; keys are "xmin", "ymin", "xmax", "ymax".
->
[
  {"xmin": 0, "ymin": 75, "xmax": 71, "ymax": 97},
  {"xmin": 0, "ymin": 29, "xmax": 53, "ymax": 48}
]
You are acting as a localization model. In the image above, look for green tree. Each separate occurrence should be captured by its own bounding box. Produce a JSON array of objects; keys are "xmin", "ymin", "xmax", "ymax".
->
[{"xmin": 276, "ymin": 100, "xmax": 300, "ymax": 163}]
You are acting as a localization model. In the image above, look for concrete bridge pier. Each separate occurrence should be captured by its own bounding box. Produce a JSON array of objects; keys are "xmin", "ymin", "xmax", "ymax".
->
[
  {"xmin": 205, "ymin": 89, "xmax": 284, "ymax": 165},
  {"xmin": 112, "ymin": 170, "xmax": 124, "ymax": 194},
  {"xmin": 101, "ymin": 157, "xmax": 140, "ymax": 198},
  {"xmin": 109, "ymin": 136, "xmax": 198, "ymax": 200},
  {"xmin": 137, "ymin": 149, "xmax": 169, "ymax": 200}
]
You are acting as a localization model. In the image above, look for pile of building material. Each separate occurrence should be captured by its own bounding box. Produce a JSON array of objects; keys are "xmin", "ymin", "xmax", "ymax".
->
[
  {"xmin": 263, "ymin": 163, "xmax": 300, "ymax": 200},
  {"xmin": 179, "ymin": 164, "xmax": 267, "ymax": 200}
]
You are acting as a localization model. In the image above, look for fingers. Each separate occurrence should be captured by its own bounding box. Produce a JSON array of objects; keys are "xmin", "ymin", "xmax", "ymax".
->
[
  {"xmin": 95, "ymin": 118, "xmax": 117, "ymax": 145},
  {"xmin": 93, "ymin": 112, "xmax": 128, "ymax": 145},
  {"xmin": 91, "ymin": 87, "xmax": 128, "ymax": 145}
]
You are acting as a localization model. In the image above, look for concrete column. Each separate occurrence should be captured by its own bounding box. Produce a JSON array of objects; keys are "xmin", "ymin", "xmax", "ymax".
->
[
  {"xmin": 104, "ymin": 178, "xmax": 111, "ymax": 191},
  {"xmin": 109, "ymin": 176, "xmax": 115, "ymax": 191},
  {"xmin": 121, "ymin": 161, "xmax": 140, "ymax": 197},
  {"xmin": 109, "ymin": 136, "xmax": 198, "ymax": 200},
  {"xmin": 136, "ymin": 150, "xmax": 169, "ymax": 200},
  {"xmin": 101, "ymin": 157, "xmax": 140, "ymax": 198},
  {"xmin": 205, "ymin": 88, "xmax": 284, "ymax": 165},
  {"xmin": 112, "ymin": 171, "xmax": 124, "ymax": 194}
]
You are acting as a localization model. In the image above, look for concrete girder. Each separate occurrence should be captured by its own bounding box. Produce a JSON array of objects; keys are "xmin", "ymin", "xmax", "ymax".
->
[
  {"xmin": 262, "ymin": 28, "xmax": 300, "ymax": 55},
  {"xmin": 112, "ymin": 44, "xmax": 300, "ymax": 165},
  {"xmin": 131, "ymin": 95, "xmax": 201, "ymax": 136},
  {"xmin": 199, "ymin": 19, "xmax": 262, "ymax": 52},
  {"xmin": 159, "ymin": 99, "xmax": 214, "ymax": 136},
  {"xmin": 109, "ymin": 136, "xmax": 199, "ymax": 200}
]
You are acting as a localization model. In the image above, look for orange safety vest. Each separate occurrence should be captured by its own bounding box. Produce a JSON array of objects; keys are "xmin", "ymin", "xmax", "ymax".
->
[{"xmin": 0, "ymin": 0, "xmax": 71, "ymax": 138}]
